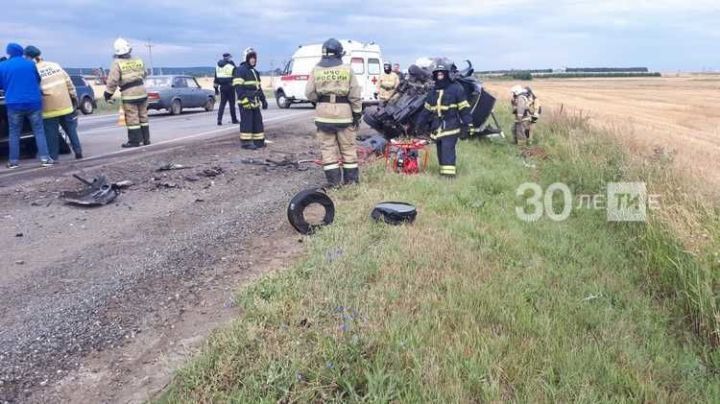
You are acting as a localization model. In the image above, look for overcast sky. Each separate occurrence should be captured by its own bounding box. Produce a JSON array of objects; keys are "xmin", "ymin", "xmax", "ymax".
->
[{"xmin": 1, "ymin": 0, "xmax": 718, "ymax": 71}]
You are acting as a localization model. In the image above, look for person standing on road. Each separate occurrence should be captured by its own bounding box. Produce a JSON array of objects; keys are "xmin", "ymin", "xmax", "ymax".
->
[
  {"xmin": 305, "ymin": 38, "xmax": 363, "ymax": 187},
  {"xmin": 103, "ymin": 38, "xmax": 150, "ymax": 148},
  {"xmin": 377, "ymin": 62, "xmax": 400, "ymax": 103},
  {"xmin": 415, "ymin": 59, "xmax": 472, "ymax": 178},
  {"xmin": 0, "ymin": 43, "xmax": 54, "ymax": 169},
  {"xmin": 511, "ymin": 85, "xmax": 540, "ymax": 146},
  {"xmin": 214, "ymin": 52, "xmax": 238, "ymax": 126},
  {"xmin": 233, "ymin": 47, "xmax": 268, "ymax": 150},
  {"xmin": 24, "ymin": 46, "xmax": 83, "ymax": 160}
]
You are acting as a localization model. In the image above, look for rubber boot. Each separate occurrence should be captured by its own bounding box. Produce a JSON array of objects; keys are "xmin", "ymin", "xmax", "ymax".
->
[
  {"xmin": 343, "ymin": 167, "xmax": 359, "ymax": 185},
  {"xmin": 241, "ymin": 140, "xmax": 257, "ymax": 150},
  {"xmin": 121, "ymin": 128, "xmax": 142, "ymax": 148},
  {"xmin": 141, "ymin": 125, "xmax": 151, "ymax": 145},
  {"xmin": 324, "ymin": 168, "xmax": 342, "ymax": 188},
  {"xmin": 253, "ymin": 139, "xmax": 266, "ymax": 149}
]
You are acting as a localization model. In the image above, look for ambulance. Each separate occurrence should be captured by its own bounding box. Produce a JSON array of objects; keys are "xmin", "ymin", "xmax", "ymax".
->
[{"xmin": 272, "ymin": 40, "xmax": 383, "ymax": 109}]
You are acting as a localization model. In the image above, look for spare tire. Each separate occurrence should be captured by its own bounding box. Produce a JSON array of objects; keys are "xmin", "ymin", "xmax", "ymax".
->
[
  {"xmin": 287, "ymin": 188, "xmax": 335, "ymax": 235},
  {"xmin": 371, "ymin": 202, "xmax": 417, "ymax": 225}
]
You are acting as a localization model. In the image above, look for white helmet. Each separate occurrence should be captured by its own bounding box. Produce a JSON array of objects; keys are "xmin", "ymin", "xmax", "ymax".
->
[
  {"xmin": 243, "ymin": 47, "xmax": 257, "ymax": 60},
  {"xmin": 415, "ymin": 57, "xmax": 433, "ymax": 68},
  {"xmin": 510, "ymin": 85, "xmax": 525, "ymax": 96},
  {"xmin": 113, "ymin": 37, "xmax": 131, "ymax": 56}
]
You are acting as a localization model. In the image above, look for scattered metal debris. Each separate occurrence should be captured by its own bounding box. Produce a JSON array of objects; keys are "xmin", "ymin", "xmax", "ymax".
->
[
  {"xmin": 240, "ymin": 157, "xmax": 316, "ymax": 171},
  {"xmin": 60, "ymin": 175, "xmax": 119, "ymax": 207},
  {"xmin": 114, "ymin": 180, "xmax": 134, "ymax": 189},
  {"xmin": 199, "ymin": 166, "xmax": 224, "ymax": 177},
  {"xmin": 371, "ymin": 202, "xmax": 417, "ymax": 225},
  {"xmin": 157, "ymin": 163, "xmax": 192, "ymax": 171}
]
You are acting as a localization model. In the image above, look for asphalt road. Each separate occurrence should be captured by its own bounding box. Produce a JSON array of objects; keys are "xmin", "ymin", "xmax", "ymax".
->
[{"xmin": 1, "ymin": 103, "xmax": 313, "ymax": 176}]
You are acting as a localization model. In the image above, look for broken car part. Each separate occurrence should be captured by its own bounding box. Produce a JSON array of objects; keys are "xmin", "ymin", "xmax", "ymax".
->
[
  {"xmin": 371, "ymin": 202, "xmax": 417, "ymax": 225},
  {"xmin": 287, "ymin": 188, "xmax": 335, "ymax": 235},
  {"xmin": 61, "ymin": 174, "xmax": 119, "ymax": 206}
]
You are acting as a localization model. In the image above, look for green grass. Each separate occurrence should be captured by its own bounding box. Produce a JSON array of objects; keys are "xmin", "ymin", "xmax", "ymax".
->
[{"xmin": 159, "ymin": 107, "xmax": 720, "ymax": 402}]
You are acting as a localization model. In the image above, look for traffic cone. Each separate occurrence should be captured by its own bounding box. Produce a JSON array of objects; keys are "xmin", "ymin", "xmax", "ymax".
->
[{"xmin": 117, "ymin": 104, "xmax": 126, "ymax": 127}]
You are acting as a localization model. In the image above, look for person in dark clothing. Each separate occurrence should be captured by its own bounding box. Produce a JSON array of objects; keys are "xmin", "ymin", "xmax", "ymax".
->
[
  {"xmin": 233, "ymin": 47, "xmax": 268, "ymax": 150},
  {"xmin": 0, "ymin": 56, "xmax": 7, "ymax": 63},
  {"xmin": 214, "ymin": 52, "xmax": 238, "ymax": 125},
  {"xmin": 415, "ymin": 59, "xmax": 472, "ymax": 177},
  {"xmin": 0, "ymin": 43, "xmax": 53, "ymax": 168}
]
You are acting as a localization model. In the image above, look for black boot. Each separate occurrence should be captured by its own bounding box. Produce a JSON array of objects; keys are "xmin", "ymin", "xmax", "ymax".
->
[
  {"xmin": 121, "ymin": 128, "xmax": 142, "ymax": 148},
  {"xmin": 343, "ymin": 167, "xmax": 360, "ymax": 185},
  {"xmin": 253, "ymin": 139, "xmax": 266, "ymax": 149},
  {"xmin": 324, "ymin": 168, "xmax": 342, "ymax": 188},
  {"xmin": 141, "ymin": 125, "xmax": 151, "ymax": 145},
  {"xmin": 241, "ymin": 140, "xmax": 257, "ymax": 150}
]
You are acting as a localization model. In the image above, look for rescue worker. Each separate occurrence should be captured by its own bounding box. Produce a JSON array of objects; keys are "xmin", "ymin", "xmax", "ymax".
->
[
  {"xmin": 103, "ymin": 38, "xmax": 150, "ymax": 148},
  {"xmin": 233, "ymin": 47, "xmax": 268, "ymax": 150},
  {"xmin": 214, "ymin": 52, "xmax": 238, "ymax": 125},
  {"xmin": 24, "ymin": 45, "xmax": 83, "ymax": 160},
  {"xmin": 511, "ymin": 85, "xmax": 541, "ymax": 146},
  {"xmin": 415, "ymin": 59, "xmax": 472, "ymax": 177},
  {"xmin": 305, "ymin": 38, "xmax": 362, "ymax": 187},
  {"xmin": 377, "ymin": 62, "xmax": 400, "ymax": 103},
  {"xmin": 392, "ymin": 63, "xmax": 405, "ymax": 85}
]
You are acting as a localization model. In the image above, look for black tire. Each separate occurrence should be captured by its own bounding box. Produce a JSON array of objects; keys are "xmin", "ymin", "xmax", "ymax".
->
[
  {"xmin": 204, "ymin": 97, "xmax": 215, "ymax": 112},
  {"xmin": 276, "ymin": 90, "xmax": 291, "ymax": 109},
  {"xmin": 287, "ymin": 188, "xmax": 335, "ymax": 235},
  {"xmin": 79, "ymin": 97, "xmax": 94, "ymax": 115},
  {"xmin": 170, "ymin": 99, "xmax": 182, "ymax": 115}
]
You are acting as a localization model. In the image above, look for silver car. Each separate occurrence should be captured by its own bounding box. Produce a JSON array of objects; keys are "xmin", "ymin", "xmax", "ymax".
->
[{"xmin": 146, "ymin": 75, "xmax": 216, "ymax": 115}]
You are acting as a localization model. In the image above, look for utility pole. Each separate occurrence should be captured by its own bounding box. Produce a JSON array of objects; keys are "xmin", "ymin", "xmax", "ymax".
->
[{"xmin": 145, "ymin": 40, "xmax": 154, "ymax": 75}]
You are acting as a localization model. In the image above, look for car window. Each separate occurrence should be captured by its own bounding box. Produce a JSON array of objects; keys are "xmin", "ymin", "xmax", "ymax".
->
[
  {"xmin": 145, "ymin": 77, "xmax": 171, "ymax": 87},
  {"xmin": 351, "ymin": 57, "xmax": 364, "ymax": 75},
  {"xmin": 368, "ymin": 58, "xmax": 381, "ymax": 75},
  {"xmin": 191, "ymin": 78, "xmax": 202, "ymax": 89},
  {"xmin": 284, "ymin": 59, "xmax": 293, "ymax": 75},
  {"xmin": 70, "ymin": 76, "xmax": 85, "ymax": 87},
  {"xmin": 173, "ymin": 77, "xmax": 188, "ymax": 88}
]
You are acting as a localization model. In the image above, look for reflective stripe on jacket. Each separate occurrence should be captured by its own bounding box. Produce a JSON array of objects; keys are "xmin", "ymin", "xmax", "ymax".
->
[
  {"xmin": 416, "ymin": 82, "xmax": 472, "ymax": 139},
  {"xmin": 36, "ymin": 60, "xmax": 76, "ymax": 119},
  {"xmin": 305, "ymin": 63, "xmax": 362, "ymax": 126},
  {"xmin": 233, "ymin": 62, "xmax": 265, "ymax": 109},
  {"xmin": 105, "ymin": 56, "xmax": 147, "ymax": 103}
]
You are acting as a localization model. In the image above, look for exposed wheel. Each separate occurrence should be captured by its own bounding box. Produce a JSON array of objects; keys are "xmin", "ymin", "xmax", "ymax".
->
[
  {"xmin": 79, "ymin": 97, "xmax": 94, "ymax": 115},
  {"xmin": 204, "ymin": 97, "xmax": 215, "ymax": 112},
  {"xmin": 287, "ymin": 188, "xmax": 335, "ymax": 235},
  {"xmin": 276, "ymin": 91, "xmax": 291, "ymax": 109},
  {"xmin": 170, "ymin": 99, "xmax": 182, "ymax": 115}
]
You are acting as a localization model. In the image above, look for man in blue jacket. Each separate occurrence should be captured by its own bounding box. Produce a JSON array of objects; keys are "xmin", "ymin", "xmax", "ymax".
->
[{"xmin": 0, "ymin": 43, "xmax": 53, "ymax": 168}]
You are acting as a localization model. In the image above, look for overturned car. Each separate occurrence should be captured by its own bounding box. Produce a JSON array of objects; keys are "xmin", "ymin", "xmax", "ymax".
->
[{"xmin": 363, "ymin": 59, "xmax": 502, "ymax": 139}]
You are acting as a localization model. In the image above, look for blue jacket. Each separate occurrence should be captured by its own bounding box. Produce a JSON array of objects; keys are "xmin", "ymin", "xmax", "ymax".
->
[{"xmin": 0, "ymin": 43, "xmax": 42, "ymax": 111}]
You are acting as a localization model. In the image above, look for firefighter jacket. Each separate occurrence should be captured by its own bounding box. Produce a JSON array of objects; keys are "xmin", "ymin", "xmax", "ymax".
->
[
  {"xmin": 214, "ymin": 59, "xmax": 235, "ymax": 87},
  {"xmin": 36, "ymin": 60, "xmax": 76, "ymax": 119},
  {"xmin": 377, "ymin": 71, "xmax": 399, "ymax": 101},
  {"xmin": 105, "ymin": 56, "xmax": 147, "ymax": 103},
  {"xmin": 233, "ymin": 62, "xmax": 266, "ymax": 109},
  {"xmin": 305, "ymin": 58, "xmax": 362, "ymax": 127},
  {"xmin": 512, "ymin": 94, "xmax": 540, "ymax": 122},
  {"xmin": 416, "ymin": 80, "xmax": 472, "ymax": 139}
]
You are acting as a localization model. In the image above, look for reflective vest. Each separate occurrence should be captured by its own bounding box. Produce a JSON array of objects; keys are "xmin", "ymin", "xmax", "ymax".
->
[
  {"xmin": 36, "ymin": 61, "xmax": 76, "ymax": 119},
  {"xmin": 216, "ymin": 64, "xmax": 234, "ymax": 79}
]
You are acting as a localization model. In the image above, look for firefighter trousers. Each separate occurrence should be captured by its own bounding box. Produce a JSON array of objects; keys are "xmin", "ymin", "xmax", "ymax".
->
[
  {"xmin": 124, "ymin": 101, "xmax": 149, "ymax": 145},
  {"xmin": 239, "ymin": 107, "xmax": 264, "ymax": 146},
  {"xmin": 436, "ymin": 135, "xmax": 458, "ymax": 177},
  {"xmin": 217, "ymin": 85, "xmax": 237, "ymax": 123},
  {"xmin": 514, "ymin": 121, "xmax": 532, "ymax": 144},
  {"xmin": 317, "ymin": 125, "xmax": 358, "ymax": 171}
]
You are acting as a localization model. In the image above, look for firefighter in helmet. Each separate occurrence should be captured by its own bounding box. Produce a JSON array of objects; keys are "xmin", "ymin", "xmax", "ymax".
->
[
  {"xmin": 233, "ymin": 47, "xmax": 268, "ymax": 149},
  {"xmin": 415, "ymin": 59, "xmax": 472, "ymax": 177},
  {"xmin": 103, "ymin": 38, "xmax": 150, "ymax": 148},
  {"xmin": 377, "ymin": 61, "xmax": 399, "ymax": 103},
  {"xmin": 511, "ymin": 85, "xmax": 541, "ymax": 146},
  {"xmin": 305, "ymin": 38, "xmax": 362, "ymax": 187}
]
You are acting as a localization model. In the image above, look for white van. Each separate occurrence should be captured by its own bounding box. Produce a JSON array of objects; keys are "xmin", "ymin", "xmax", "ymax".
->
[{"xmin": 273, "ymin": 40, "xmax": 382, "ymax": 109}]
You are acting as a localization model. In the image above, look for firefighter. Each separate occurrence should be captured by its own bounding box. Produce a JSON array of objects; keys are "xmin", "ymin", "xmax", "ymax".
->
[
  {"xmin": 233, "ymin": 47, "xmax": 268, "ymax": 150},
  {"xmin": 305, "ymin": 38, "xmax": 362, "ymax": 187},
  {"xmin": 511, "ymin": 85, "xmax": 541, "ymax": 146},
  {"xmin": 377, "ymin": 62, "xmax": 400, "ymax": 103},
  {"xmin": 415, "ymin": 59, "xmax": 472, "ymax": 177},
  {"xmin": 103, "ymin": 38, "xmax": 150, "ymax": 148},
  {"xmin": 214, "ymin": 52, "xmax": 238, "ymax": 125}
]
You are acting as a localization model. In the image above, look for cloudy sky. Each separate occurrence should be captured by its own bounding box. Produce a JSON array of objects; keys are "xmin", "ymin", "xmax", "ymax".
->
[{"xmin": 1, "ymin": 0, "xmax": 718, "ymax": 71}]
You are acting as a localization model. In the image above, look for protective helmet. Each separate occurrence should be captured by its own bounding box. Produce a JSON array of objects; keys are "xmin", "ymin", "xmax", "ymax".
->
[
  {"xmin": 383, "ymin": 62, "xmax": 391, "ymax": 68},
  {"xmin": 113, "ymin": 37, "xmax": 131, "ymax": 56},
  {"xmin": 222, "ymin": 52, "xmax": 232, "ymax": 60},
  {"xmin": 243, "ymin": 47, "xmax": 257, "ymax": 61},
  {"xmin": 510, "ymin": 85, "xmax": 525, "ymax": 96},
  {"xmin": 431, "ymin": 59, "xmax": 451, "ymax": 73},
  {"xmin": 322, "ymin": 38, "xmax": 344, "ymax": 57}
]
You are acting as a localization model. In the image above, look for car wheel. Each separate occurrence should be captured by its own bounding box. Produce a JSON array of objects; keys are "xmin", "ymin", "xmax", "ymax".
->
[
  {"xmin": 276, "ymin": 91, "xmax": 291, "ymax": 109},
  {"xmin": 170, "ymin": 99, "xmax": 182, "ymax": 115},
  {"xmin": 204, "ymin": 97, "xmax": 215, "ymax": 112},
  {"xmin": 80, "ymin": 97, "xmax": 94, "ymax": 115}
]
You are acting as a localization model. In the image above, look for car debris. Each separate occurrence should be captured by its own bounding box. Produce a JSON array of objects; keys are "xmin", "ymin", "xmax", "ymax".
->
[
  {"xmin": 60, "ymin": 174, "xmax": 120, "ymax": 207},
  {"xmin": 199, "ymin": 166, "xmax": 224, "ymax": 177},
  {"xmin": 157, "ymin": 163, "xmax": 192, "ymax": 171},
  {"xmin": 241, "ymin": 157, "xmax": 317, "ymax": 171},
  {"xmin": 113, "ymin": 180, "xmax": 134, "ymax": 189},
  {"xmin": 371, "ymin": 202, "xmax": 417, "ymax": 225},
  {"xmin": 287, "ymin": 188, "xmax": 335, "ymax": 235}
]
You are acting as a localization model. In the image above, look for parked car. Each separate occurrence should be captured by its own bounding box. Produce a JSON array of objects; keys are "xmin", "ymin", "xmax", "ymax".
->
[
  {"xmin": 145, "ymin": 75, "xmax": 215, "ymax": 115},
  {"xmin": 70, "ymin": 75, "xmax": 97, "ymax": 115}
]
